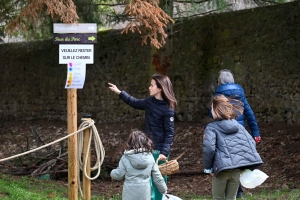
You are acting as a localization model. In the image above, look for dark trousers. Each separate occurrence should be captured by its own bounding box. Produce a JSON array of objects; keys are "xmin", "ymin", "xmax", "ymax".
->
[{"xmin": 237, "ymin": 183, "xmax": 243, "ymax": 193}]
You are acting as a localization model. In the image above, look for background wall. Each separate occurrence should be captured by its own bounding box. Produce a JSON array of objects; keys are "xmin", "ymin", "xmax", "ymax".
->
[{"xmin": 1, "ymin": 1, "xmax": 300, "ymax": 124}]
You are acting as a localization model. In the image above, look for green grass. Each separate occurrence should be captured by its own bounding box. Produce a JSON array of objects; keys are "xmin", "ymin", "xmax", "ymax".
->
[
  {"xmin": 177, "ymin": 188, "xmax": 300, "ymax": 200},
  {"xmin": 0, "ymin": 173, "xmax": 121, "ymax": 200},
  {"xmin": 0, "ymin": 173, "xmax": 299, "ymax": 200},
  {"xmin": 0, "ymin": 173, "xmax": 67, "ymax": 200},
  {"xmin": 241, "ymin": 189, "xmax": 300, "ymax": 200}
]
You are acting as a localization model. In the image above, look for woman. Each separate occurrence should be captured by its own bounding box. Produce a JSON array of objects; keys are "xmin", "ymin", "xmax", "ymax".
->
[
  {"xmin": 212, "ymin": 69, "xmax": 261, "ymax": 198},
  {"xmin": 108, "ymin": 74, "xmax": 177, "ymax": 200},
  {"xmin": 213, "ymin": 69, "xmax": 261, "ymax": 142},
  {"xmin": 203, "ymin": 95, "xmax": 263, "ymax": 200}
]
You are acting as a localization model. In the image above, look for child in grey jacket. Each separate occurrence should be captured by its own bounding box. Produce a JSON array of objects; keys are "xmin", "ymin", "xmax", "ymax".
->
[
  {"xmin": 203, "ymin": 95, "xmax": 263, "ymax": 200},
  {"xmin": 110, "ymin": 130, "xmax": 167, "ymax": 200}
]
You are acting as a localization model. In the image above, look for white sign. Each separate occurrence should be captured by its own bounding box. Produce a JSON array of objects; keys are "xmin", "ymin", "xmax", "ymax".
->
[
  {"xmin": 59, "ymin": 44, "xmax": 94, "ymax": 64},
  {"xmin": 54, "ymin": 23, "xmax": 97, "ymax": 33},
  {"xmin": 65, "ymin": 62, "xmax": 86, "ymax": 89}
]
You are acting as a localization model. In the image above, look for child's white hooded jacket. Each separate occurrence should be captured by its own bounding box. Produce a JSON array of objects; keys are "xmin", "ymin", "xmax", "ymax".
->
[{"xmin": 111, "ymin": 149, "xmax": 167, "ymax": 200}]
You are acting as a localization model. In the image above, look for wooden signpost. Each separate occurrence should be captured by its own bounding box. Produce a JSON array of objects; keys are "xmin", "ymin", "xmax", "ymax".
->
[
  {"xmin": 54, "ymin": 23, "xmax": 97, "ymax": 200},
  {"xmin": 53, "ymin": 33, "xmax": 97, "ymax": 44}
]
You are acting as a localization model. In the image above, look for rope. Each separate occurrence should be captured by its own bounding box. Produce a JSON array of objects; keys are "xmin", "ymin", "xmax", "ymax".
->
[
  {"xmin": 77, "ymin": 118, "xmax": 105, "ymax": 197},
  {"xmin": 0, "ymin": 119, "xmax": 106, "ymax": 198},
  {"xmin": 0, "ymin": 121, "xmax": 94, "ymax": 163}
]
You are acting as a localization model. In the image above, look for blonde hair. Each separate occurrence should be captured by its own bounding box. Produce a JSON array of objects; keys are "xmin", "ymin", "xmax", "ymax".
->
[{"xmin": 212, "ymin": 95, "xmax": 244, "ymax": 120}]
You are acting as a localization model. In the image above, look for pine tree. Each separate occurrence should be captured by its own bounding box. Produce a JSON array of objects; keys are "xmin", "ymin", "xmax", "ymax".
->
[{"xmin": 1, "ymin": 0, "xmax": 288, "ymax": 47}]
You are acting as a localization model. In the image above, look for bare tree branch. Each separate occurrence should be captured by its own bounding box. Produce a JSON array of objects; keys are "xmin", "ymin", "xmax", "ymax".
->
[
  {"xmin": 76, "ymin": 2, "xmax": 126, "ymax": 6},
  {"xmin": 259, "ymin": 0, "xmax": 282, "ymax": 4},
  {"xmin": 174, "ymin": 0, "xmax": 209, "ymax": 3},
  {"xmin": 173, "ymin": 7, "xmax": 227, "ymax": 20}
]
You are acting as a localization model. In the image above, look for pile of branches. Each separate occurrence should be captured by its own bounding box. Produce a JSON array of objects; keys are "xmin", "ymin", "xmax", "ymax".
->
[
  {"xmin": 0, "ymin": 126, "xmax": 69, "ymax": 178},
  {"xmin": 0, "ymin": 152, "xmax": 68, "ymax": 178}
]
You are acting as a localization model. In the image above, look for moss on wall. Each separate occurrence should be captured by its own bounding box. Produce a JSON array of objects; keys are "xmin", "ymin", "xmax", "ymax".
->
[{"xmin": 1, "ymin": 2, "xmax": 300, "ymax": 124}]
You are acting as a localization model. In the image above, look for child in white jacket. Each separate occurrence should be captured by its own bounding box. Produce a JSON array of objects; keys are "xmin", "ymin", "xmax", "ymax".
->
[{"xmin": 110, "ymin": 130, "xmax": 167, "ymax": 200}]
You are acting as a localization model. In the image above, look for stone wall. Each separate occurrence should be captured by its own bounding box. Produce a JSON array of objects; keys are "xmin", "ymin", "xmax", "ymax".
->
[
  {"xmin": 0, "ymin": 2, "xmax": 300, "ymax": 124},
  {"xmin": 169, "ymin": 2, "xmax": 300, "ymax": 124}
]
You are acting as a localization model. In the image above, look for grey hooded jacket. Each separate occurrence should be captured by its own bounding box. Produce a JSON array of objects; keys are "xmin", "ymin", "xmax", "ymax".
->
[
  {"xmin": 203, "ymin": 120, "xmax": 263, "ymax": 176},
  {"xmin": 110, "ymin": 150, "xmax": 167, "ymax": 200}
]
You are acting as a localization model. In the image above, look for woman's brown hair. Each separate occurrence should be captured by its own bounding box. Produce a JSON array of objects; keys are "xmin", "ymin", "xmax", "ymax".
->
[
  {"xmin": 152, "ymin": 74, "xmax": 177, "ymax": 109},
  {"xmin": 125, "ymin": 130, "xmax": 153, "ymax": 152},
  {"xmin": 212, "ymin": 95, "xmax": 244, "ymax": 120}
]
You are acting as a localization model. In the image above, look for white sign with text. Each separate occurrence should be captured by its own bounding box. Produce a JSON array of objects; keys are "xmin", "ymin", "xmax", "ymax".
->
[
  {"xmin": 54, "ymin": 23, "xmax": 97, "ymax": 33},
  {"xmin": 59, "ymin": 44, "xmax": 94, "ymax": 64}
]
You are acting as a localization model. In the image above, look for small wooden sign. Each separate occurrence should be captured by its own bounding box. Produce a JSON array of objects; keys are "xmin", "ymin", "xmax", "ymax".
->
[
  {"xmin": 53, "ymin": 33, "xmax": 97, "ymax": 44},
  {"xmin": 53, "ymin": 23, "xmax": 97, "ymax": 33}
]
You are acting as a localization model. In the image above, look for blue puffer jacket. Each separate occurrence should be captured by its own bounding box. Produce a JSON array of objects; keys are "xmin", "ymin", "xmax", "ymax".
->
[
  {"xmin": 119, "ymin": 91, "xmax": 175, "ymax": 156},
  {"xmin": 203, "ymin": 120, "xmax": 263, "ymax": 176},
  {"xmin": 213, "ymin": 83, "xmax": 260, "ymax": 137}
]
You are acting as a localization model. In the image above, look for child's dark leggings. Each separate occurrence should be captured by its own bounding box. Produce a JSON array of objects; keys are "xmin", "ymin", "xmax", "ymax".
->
[{"xmin": 237, "ymin": 183, "xmax": 243, "ymax": 194}]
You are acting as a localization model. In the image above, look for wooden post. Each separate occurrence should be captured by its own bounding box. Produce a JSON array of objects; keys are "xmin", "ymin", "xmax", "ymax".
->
[
  {"xmin": 82, "ymin": 114, "xmax": 92, "ymax": 200},
  {"xmin": 67, "ymin": 88, "xmax": 78, "ymax": 200}
]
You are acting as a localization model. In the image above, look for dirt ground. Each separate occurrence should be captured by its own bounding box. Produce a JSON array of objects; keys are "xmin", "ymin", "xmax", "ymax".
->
[{"xmin": 0, "ymin": 119, "xmax": 300, "ymax": 199}]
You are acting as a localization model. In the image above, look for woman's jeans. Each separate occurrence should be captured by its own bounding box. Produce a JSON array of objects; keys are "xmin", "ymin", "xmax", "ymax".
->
[
  {"xmin": 151, "ymin": 150, "xmax": 169, "ymax": 200},
  {"xmin": 212, "ymin": 169, "xmax": 241, "ymax": 200}
]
